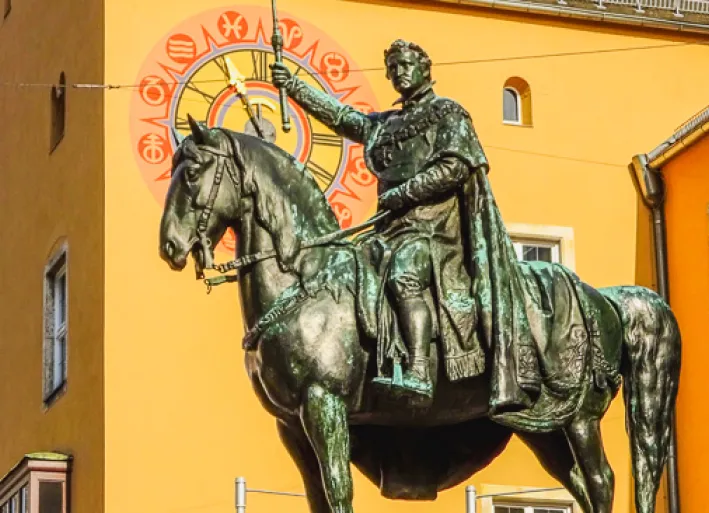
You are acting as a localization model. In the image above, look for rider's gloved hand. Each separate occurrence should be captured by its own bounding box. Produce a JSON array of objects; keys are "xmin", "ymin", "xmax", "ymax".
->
[
  {"xmin": 270, "ymin": 62, "xmax": 292, "ymax": 89},
  {"xmin": 378, "ymin": 187, "xmax": 406, "ymax": 211}
]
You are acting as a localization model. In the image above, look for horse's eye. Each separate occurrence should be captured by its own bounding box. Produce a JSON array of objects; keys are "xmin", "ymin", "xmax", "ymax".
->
[{"xmin": 184, "ymin": 165, "xmax": 200, "ymax": 183}]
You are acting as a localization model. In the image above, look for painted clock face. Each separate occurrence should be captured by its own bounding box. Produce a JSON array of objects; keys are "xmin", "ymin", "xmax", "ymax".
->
[
  {"xmin": 173, "ymin": 48, "xmax": 343, "ymax": 192},
  {"xmin": 130, "ymin": 6, "xmax": 380, "ymax": 252}
]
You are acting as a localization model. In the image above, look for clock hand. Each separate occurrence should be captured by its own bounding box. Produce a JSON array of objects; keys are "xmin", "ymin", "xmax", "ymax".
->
[{"xmin": 225, "ymin": 57, "xmax": 265, "ymax": 140}]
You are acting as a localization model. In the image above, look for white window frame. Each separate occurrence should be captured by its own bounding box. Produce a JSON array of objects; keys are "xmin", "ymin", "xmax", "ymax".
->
[
  {"xmin": 506, "ymin": 224, "xmax": 575, "ymax": 271},
  {"xmin": 43, "ymin": 244, "xmax": 68, "ymax": 404},
  {"xmin": 480, "ymin": 484, "xmax": 580, "ymax": 513},
  {"xmin": 512, "ymin": 239, "xmax": 561, "ymax": 264},
  {"xmin": 503, "ymin": 86, "xmax": 522, "ymax": 125},
  {"xmin": 494, "ymin": 503, "xmax": 572, "ymax": 513},
  {"xmin": 0, "ymin": 455, "xmax": 69, "ymax": 513}
]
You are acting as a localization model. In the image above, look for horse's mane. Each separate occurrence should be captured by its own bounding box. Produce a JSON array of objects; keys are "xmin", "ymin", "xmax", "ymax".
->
[{"xmin": 221, "ymin": 129, "xmax": 341, "ymax": 268}]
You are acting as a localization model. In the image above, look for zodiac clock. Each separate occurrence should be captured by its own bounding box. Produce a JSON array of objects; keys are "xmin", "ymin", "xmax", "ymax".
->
[{"xmin": 130, "ymin": 6, "xmax": 380, "ymax": 251}]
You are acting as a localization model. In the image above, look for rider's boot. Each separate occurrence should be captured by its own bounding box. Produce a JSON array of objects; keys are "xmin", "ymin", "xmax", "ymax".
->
[{"xmin": 396, "ymin": 296, "xmax": 434, "ymax": 401}]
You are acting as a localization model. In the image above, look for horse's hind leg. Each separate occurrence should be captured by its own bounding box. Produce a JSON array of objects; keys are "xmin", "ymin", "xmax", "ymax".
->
[
  {"xmin": 277, "ymin": 420, "xmax": 331, "ymax": 513},
  {"xmin": 301, "ymin": 384, "xmax": 354, "ymax": 513},
  {"xmin": 517, "ymin": 431, "xmax": 593, "ymax": 513},
  {"xmin": 565, "ymin": 418, "xmax": 614, "ymax": 513}
]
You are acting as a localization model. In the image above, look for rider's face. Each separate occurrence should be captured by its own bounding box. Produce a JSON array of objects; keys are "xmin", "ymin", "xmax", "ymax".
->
[{"xmin": 386, "ymin": 50, "xmax": 429, "ymax": 97}]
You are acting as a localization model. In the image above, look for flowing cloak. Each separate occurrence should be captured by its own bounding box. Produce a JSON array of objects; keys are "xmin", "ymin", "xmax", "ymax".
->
[
  {"xmin": 359, "ymin": 94, "xmax": 546, "ymax": 412},
  {"xmin": 285, "ymin": 77, "xmax": 544, "ymax": 413}
]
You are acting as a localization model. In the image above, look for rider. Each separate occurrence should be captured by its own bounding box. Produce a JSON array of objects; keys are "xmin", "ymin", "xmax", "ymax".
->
[{"xmin": 271, "ymin": 40, "xmax": 534, "ymax": 409}]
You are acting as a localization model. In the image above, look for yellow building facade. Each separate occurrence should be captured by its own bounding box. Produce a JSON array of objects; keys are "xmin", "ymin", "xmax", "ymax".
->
[{"xmin": 1, "ymin": 0, "xmax": 707, "ymax": 512}]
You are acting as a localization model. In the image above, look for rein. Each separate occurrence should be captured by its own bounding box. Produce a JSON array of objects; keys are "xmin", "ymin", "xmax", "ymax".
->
[
  {"xmin": 203, "ymin": 209, "xmax": 390, "ymax": 293},
  {"xmin": 187, "ymin": 131, "xmax": 390, "ymax": 293}
]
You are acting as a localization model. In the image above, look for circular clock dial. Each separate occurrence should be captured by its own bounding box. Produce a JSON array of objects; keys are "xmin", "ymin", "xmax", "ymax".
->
[
  {"xmin": 173, "ymin": 48, "xmax": 343, "ymax": 192},
  {"xmin": 130, "ymin": 6, "xmax": 380, "ymax": 251}
]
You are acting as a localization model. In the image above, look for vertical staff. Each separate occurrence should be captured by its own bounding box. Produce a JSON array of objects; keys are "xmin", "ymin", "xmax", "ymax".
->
[{"xmin": 271, "ymin": 0, "xmax": 291, "ymax": 133}]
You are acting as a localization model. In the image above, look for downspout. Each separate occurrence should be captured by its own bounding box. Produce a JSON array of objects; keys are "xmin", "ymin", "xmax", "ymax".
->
[{"xmin": 629, "ymin": 154, "xmax": 680, "ymax": 513}]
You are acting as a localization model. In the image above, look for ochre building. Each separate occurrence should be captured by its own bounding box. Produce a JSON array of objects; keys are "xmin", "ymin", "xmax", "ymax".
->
[{"xmin": 1, "ymin": 0, "xmax": 706, "ymax": 512}]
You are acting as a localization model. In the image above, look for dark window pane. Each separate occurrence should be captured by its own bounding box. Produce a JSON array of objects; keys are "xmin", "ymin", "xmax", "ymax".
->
[
  {"xmin": 56, "ymin": 271, "xmax": 67, "ymax": 324},
  {"xmin": 50, "ymin": 73, "xmax": 66, "ymax": 152},
  {"xmin": 38, "ymin": 481, "xmax": 63, "ymax": 513},
  {"xmin": 495, "ymin": 507, "xmax": 524, "ymax": 513},
  {"xmin": 503, "ymin": 88, "xmax": 520, "ymax": 122},
  {"xmin": 20, "ymin": 487, "xmax": 28, "ymax": 513},
  {"xmin": 522, "ymin": 244, "xmax": 553, "ymax": 263}
]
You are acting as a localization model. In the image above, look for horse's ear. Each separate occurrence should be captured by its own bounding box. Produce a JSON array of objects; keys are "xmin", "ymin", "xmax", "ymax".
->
[
  {"xmin": 171, "ymin": 128, "xmax": 185, "ymax": 148},
  {"xmin": 188, "ymin": 114, "xmax": 206, "ymax": 145}
]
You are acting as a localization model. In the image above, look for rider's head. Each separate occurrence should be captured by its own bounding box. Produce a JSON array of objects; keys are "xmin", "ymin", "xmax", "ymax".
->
[{"xmin": 384, "ymin": 39, "xmax": 432, "ymax": 98}]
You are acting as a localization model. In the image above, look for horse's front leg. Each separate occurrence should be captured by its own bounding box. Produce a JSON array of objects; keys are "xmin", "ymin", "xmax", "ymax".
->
[
  {"xmin": 277, "ymin": 420, "xmax": 331, "ymax": 513},
  {"xmin": 301, "ymin": 384, "xmax": 353, "ymax": 513}
]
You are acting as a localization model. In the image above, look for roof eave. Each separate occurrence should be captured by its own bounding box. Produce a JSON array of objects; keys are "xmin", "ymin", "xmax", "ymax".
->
[{"xmin": 646, "ymin": 108, "xmax": 709, "ymax": 169}]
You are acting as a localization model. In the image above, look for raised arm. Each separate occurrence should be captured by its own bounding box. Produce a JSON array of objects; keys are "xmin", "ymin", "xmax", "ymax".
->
[{"xmin": 271, "ymin": 62, "xmax": 373, "ymax": 144}]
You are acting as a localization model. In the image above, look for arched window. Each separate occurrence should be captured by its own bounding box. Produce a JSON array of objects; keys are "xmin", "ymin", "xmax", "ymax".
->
[
  {"xmin": 503, "ymin": 77, "xmax": 533, "ymax": 126},
  {"xmin": 503, "ymin": 87, "xmax": 521, "ymax": 124}
]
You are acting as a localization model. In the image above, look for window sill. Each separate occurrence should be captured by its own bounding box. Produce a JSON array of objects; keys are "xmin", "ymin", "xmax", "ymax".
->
[
  {"xmin": 503, "ymin": 121, "xmax": 533, "ymax": 128},
  {"xmin": 43, "ymin": 380, "xmax": 67, "ymax": 410}
]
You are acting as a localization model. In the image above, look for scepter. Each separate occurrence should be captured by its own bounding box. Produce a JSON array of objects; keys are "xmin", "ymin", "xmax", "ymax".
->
[
  {"xmin": 224, "ymin": 57, "xmax": 265, "ymax": 140},
  {"xmin": 271, "ymin": 0, "xmax": 291, "ymax": 133}
]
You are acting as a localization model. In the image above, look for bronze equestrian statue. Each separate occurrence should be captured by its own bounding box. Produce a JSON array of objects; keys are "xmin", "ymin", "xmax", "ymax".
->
[{"xmin": 158, "ymin": 39, "xmax": 681, "ymax": 513}]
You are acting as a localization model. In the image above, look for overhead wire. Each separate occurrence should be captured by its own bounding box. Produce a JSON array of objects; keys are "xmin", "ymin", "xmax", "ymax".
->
[
  {"xmin": 0, "ymin": 40, "xmax": 692, "ymax": 168},
  {"xmin": 0, "ymin": 41, "xmax": 696, "ymax": 90}
]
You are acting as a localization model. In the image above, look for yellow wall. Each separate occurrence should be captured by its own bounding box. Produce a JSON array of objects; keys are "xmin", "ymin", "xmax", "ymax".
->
[
  {"xmin": 661, "ymin": 138, "xmax": 709, "ymax": 513},
  {"xmin": 103, "ymin": 1, "xmax": 709, "ymax": 513},
  {"xmin": 0, "ymin": 0, "xmax": 105, "ymax": 511}
]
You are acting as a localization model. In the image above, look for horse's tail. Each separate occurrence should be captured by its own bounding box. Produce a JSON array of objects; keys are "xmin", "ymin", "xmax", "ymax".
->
[{"xmin": 605, "ymin": 286, "xmax": 681, "ymax": 513}]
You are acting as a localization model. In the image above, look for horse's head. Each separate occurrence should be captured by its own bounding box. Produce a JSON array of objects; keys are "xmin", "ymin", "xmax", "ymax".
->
[{"xmin": 159, "ymin": 117, "xmax": 241, "ymax": 277}]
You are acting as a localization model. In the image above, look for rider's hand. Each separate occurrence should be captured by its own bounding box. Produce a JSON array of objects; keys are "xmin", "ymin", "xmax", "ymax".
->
[
  {"xmin": 270, "ymin": 62, "xmax": 292, "ymax": 89},
  {"xmin": 378, "ymin": 188, "xmax": 405, "ymax": 211}
]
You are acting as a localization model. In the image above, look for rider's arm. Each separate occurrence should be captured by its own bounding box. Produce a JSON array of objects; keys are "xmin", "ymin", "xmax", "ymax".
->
[
  {"xmin": 287, "ymin": 77, "xmax": 374, "ymax": 144},
  {"xmin": 380, "ymin": 111, "xmax": 487, "ymax": 210}
]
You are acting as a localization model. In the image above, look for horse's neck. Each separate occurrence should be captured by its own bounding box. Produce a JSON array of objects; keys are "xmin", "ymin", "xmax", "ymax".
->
[
  {"xmin": 232, "ymin": 136, "xmax": 339, "ymax": 330},
  {"xmin": 235, "ymin": 202, "xmax": 297, "ymax": 330}
]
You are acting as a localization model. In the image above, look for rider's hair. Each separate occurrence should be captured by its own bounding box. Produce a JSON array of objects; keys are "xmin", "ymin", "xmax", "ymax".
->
[{"xmin": 384, "ymin": 39, "xmax": 432, "ymax": 78}]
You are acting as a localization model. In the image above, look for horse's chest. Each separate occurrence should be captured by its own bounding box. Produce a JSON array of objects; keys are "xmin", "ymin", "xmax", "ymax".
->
[{"xmin": 245, "ymin": 345, "xmax": 304, "ymax": 417}]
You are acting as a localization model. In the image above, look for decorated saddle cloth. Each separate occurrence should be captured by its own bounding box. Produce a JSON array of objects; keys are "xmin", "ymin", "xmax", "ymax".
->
[
  {"xmin": 357, "ymin": 261, "xmax": 623, "ymax": 502},
  {"xmin": 242, "ymin": 244, "xmax": 619, "ymax": 436},
  {"xmin": 489, "ymin": 260, "xmax": 622, "ymax": 433}
]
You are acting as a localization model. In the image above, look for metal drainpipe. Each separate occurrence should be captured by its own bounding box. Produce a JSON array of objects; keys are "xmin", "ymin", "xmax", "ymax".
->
[{"xmin": 629, "ymin": 154, "xmax": 680, "ymax": 513}]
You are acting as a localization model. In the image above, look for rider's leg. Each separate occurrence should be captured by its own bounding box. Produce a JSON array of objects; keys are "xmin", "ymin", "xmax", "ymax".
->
[{"xmin": 388, "ymin": 239, "xmax": 433, "ymax": 397}]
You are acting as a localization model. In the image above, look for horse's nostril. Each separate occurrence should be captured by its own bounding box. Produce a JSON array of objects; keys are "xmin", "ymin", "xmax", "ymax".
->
[{"xmin": 164, "ymin": 240, "xmax": 176, "ymax": 258}]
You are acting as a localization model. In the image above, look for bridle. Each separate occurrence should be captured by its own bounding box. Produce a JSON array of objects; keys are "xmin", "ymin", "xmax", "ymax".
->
[
  {"xmin": 182, "ymin": 131, "xmax": 391, "ymax": 293},
  {"xmin": 187, "ymin": 129, "xmax": 242, "ymax": 279}
]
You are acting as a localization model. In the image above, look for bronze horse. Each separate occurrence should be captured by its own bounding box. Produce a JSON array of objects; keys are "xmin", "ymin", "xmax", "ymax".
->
[{"xmin": 159, "ymin": 122, "xmax": 680, "ymax": 513}]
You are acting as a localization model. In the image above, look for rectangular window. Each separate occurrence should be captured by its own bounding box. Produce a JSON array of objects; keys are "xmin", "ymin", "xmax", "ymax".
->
[
  {"xmin": 50, "ymin": 73, "xmax": 66, "ymax": 152},
  {"xmin": 495, "ymin": 504, "xmax": 570, "ymax": 513},
  {"xmin": 0, "ymin": 455, "xmax": 69, "ymax": 513},
  {"xmin": 512, "ymin": 239, "xmax": 561, "ymax": 264},
  {"xmin": 44, "ymin": 247, "xmax": 68, "ymax": 403}
]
